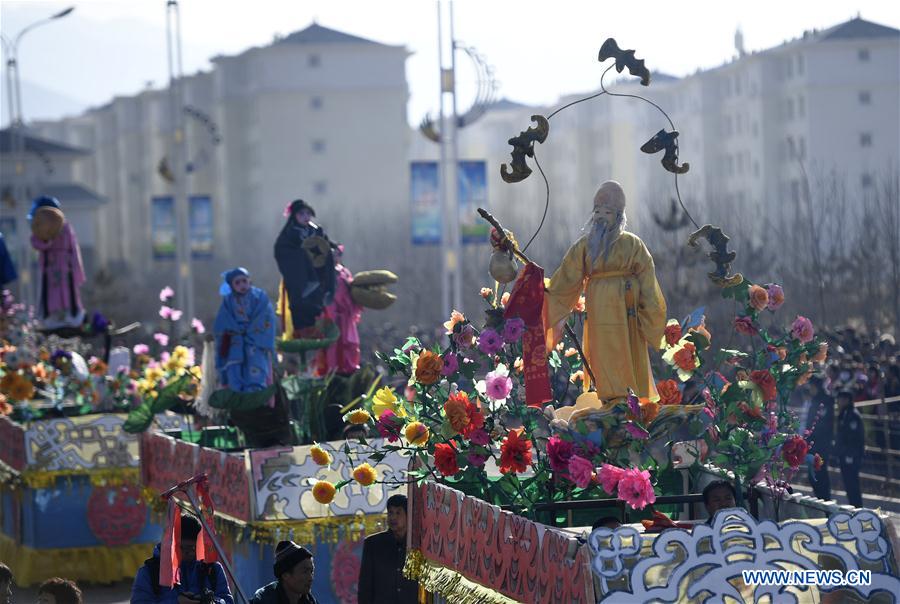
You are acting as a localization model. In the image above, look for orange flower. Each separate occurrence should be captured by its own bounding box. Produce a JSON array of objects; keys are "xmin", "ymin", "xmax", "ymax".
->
[
  {"xmin": 443, "ymin": 310, "xmax": 466, "ymax": 334},
  {"xmin": 499, "ymin": 428, "xmax": 532, "ymax": 474},
  {"xmin": 404, "ymin": 422, "xmax": 430, "ymax": 446},
  {"xmin": 415, "ymin": 350, "xmax": 444, "ymax": 385},
  {"xmin": 656, "ymin": 379, "xmax": 682, "ymax": 405},
  {"xmin": 500, "ymin": 292, "xmax": 510, "ymax": 308},
  {"xmin": 310, "ymin": 444, "xmax": 332, "ymax": 466},
  {"xmin": 673, "ymin": 343, "xmax": 698, "ymax": 372},
  {"xmin": 90, "ymin": 360, "xmax": 108, "ymax": 376},
  {"xmin": 748, "ymin": 285, "xmax": 769, "ymax": 312},
  {"xmin": 312, "ymin": 481, "xmax": 336, "ymax": 504},
  {"xmin": 641, "ymin": 401, "xmax": 660, "ymax": 424},
  {"xmin": 31, "ymin": 364, "xmax": 48, "ymax": 381},
  {"xmin": 513, "ymin": 357, "xmax": 524, "ymax": 373},
  {"xmin": 352, "ymin": 463, "xmax": 377, "ymax": 486},
  {"xmin": 480, "ymin": 288, "xmax": 493, "ymax": 299},
  {"xmin": 444, "ymin": 393, "xmax": 470, "ymax": 435}
]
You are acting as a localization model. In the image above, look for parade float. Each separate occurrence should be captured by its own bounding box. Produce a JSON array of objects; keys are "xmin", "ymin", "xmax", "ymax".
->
[{"xmin": 0, "ymin": 293, "xmax": 192, "ymax": 584}]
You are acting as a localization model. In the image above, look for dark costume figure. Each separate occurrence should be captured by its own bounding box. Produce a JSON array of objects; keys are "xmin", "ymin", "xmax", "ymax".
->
[
  {"xmin": 805, "ymin": 376, "xmax": 835, "ymax": 500},
  {"xmin": 273, "ymin": 199, "xmax": 335, "ymax": 338},
  {"xmin": 0, "ymin": 233, "xmax": 16, "ymax": 287},
  {"xmin": 214, "ymin": 267, "xmax": 276, "ymax": 392},
  {"xmin": 834, "ymin": 389, "xmax": 866, "ymax": 507},
  {"xmin": 28, "ymin": 196, "xmax": 85, "ymax": 327}
]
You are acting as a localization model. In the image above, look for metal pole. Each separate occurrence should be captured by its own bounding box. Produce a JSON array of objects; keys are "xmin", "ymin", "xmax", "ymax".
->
[
  {"xmin": 436, "ymin": 1, "xmax": 450, "ymax": 317},
  {"xmin": 183, "ymin": 488, "xmax": 249, "ymax": 604},
  {"xmin": 166, "ymin": 0, "xmax": 194, "ymax": 332},
  {"xmin": 447, "ymin": 1, "xmax": 463, "ymax": 312}
]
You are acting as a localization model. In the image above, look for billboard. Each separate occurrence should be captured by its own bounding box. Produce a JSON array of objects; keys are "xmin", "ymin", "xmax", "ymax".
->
[{"xmin": 410, "ymin": 160, "xmax": 488, "ymax": 245}]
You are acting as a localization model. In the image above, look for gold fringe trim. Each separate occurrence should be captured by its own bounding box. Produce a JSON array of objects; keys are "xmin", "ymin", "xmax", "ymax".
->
[
  {"xmin": 0, "ymin": 461, "xmax": 141, "ymax": 490},
  {"xmin": 0, "ymin": 531, "xmax": 150, "ymax": 587},
  {"xmin": 403, "ymin": 549, "xmax": 521, "ymax": 604}
]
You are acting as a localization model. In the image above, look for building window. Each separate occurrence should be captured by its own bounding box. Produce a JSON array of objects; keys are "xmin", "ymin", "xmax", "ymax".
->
[
  {"xmin": 312, "ymin": 139, "xmax": 326, "ymax": 153},
  {"xmin": 860, "ymin": 132, "xmax": 873, "ymax": 147},
  {"xmin": 859, "ymin": 91, "xmax": 872, "ymax": 104},
  {"xmin": 314, "ymin": 180, "xmax": 327, "ymax": 195},
  {"xmin": 861, "ymin": 173, "xmax": 873, "ymax": 188},
  {"xmin": 308, "ymin": 53, "xmax": 321, "ymax": 67},
  {"xmin": 858, "ymin": 48, "xmax": 870, "ymax": 61},
  {"xmin": 311, "ymin": 96, "xmax": 323, "ymax": 109}
]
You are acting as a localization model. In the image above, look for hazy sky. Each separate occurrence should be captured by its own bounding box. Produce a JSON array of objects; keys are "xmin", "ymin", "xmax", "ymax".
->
[{"xmin": 1, "ymin": 0, "xmax": 897, "ymax": 126}]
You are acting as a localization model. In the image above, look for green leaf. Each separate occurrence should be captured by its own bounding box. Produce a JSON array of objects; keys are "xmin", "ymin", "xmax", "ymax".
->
[
  {"xmin": 123, "ymin": 404, "xmax": 154, "ymax": 434},
  {"xmin": 369, "ymin": 451, "xmax": 387, "ymax": 463},
  {"xmin": 334, "ymin": 479, "xmax": 352, "ymax": 490}
]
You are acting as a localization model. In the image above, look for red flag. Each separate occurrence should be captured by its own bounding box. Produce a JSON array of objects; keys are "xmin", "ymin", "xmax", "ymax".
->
[
  {"xmin": 159, "ymin": 498, "xmax": 181, "ymax": 587},
  {"xmin": 503, "ymin": 262, "xmax": 552, "ymax": 406},
  {"xmin": 195, "ymin": 481, "xmax": 219, "ymax": 563}
]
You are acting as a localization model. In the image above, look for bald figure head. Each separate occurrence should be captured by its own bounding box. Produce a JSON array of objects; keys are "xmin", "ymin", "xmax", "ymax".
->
[{"xmin": 593, "ymin": 181, "xmax": 626, "ymax": 212}]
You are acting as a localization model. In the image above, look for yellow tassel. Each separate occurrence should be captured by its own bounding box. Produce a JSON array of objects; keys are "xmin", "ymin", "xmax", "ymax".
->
[{"xmin": 403, "ymin": 549, "xmax": 520, "ymax": 604}]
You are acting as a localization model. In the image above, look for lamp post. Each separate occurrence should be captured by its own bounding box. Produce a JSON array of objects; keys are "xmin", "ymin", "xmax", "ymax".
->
[
  {"xmin": 165, "ymin": 0, "xmax": 195, "ymax": 331},
  {"xmin": 0, "ymin": 6, "xmax": 75, "ymax": 303}
]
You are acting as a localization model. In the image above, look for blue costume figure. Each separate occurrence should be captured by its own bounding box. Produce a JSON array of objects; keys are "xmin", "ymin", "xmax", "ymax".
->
[{"xmin": 214, "ymin": 268, "xmax": 276, "ymax": 392}]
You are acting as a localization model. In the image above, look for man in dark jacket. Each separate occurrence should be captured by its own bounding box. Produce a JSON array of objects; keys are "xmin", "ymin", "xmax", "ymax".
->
[
  {"xmin": 357, "ymin": 494, "xmax": 418, "ymax": 604},
  {"xmin": 131, "ymin": 514, "xmax": 233, "ymax": 604},
  {"xmin": 834, "ymin": 389, "xmax": 866, "ymax": 507},
  {"xmin": 805, "ymin": 376, "xmax": 835, "ymax": 500},
  {"xmin": 250, "ymin": 541, "xmax": 318, "ymax": 604}
]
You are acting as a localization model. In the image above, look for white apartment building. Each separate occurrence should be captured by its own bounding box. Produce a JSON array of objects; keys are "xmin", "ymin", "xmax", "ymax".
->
[{"xmin": 32, "ymin": 24, "xmax": 411, "ymax": 324}]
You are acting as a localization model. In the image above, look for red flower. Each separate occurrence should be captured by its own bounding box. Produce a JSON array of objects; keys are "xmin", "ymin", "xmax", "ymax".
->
[
  {"xmin": 733, "ymin": 316, "xmax": 757, "ymax": 336},
  {"xmin": 782, "ymin": 435, "xmax": 809, "ymax": 468},
  {"xmin": 664, "ymin": 322, "xmax": 683, "ymax": 346},
  {"xmin": 750, "ymin": 370, "xmax": 777, "ymax": 401},
  {"xmin": 656, "ymin": 379, "xmax": 682, "ymax": 405},
  {"xmin": 434, "ymin": 442, "xmax": 460, "ymax": 476},
  {"xmin": 673, "ymin": 343, "xmax": 697, "ymax": 372},
  {"xmin": 499, "ymin": 428, "xmax": 532, "ymax": 474}
]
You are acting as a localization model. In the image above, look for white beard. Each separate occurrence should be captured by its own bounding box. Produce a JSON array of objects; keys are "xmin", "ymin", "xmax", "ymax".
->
[{"xmin": 584, "ymin": 212, "xmax": 626, "ymax": 264}]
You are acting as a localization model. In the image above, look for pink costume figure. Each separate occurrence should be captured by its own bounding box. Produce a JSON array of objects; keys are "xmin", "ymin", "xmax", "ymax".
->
[
  {"xmin": 29, "ymin": 197, "xmax": 85, "ymax": 327},
  {"xmin": 316, "ymin": 245, "xmax": 363, "ymax": 376}
]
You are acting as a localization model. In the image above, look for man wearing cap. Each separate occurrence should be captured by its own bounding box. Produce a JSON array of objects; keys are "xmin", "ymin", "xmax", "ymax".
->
[
  {"xmin": 544, "ymin": 181, "xmax": 667, "ymax": 401},
  {"xmin": 358, "ymin": 494, "xmax": 418, "ymax": 604},
  {"xmin": 834, "ymin": 388, "xmax": 865, "ymax": 507},
  {"xmin": 214, "ymin": 267, "xmax": 276, "ymax": 392},
  {"xmin": 250, "ymin": 541, "xmax": 318, "ymax": 604}
]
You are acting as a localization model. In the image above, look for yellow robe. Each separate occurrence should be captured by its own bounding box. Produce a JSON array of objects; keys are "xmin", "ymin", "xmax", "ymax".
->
[
  {"xmin": 276, "ymin": 280, "xmax": 293, "ymax": 341},
  {"xmin": 544, "ymin": 232, "xmax": 667, "ymax": 401}
]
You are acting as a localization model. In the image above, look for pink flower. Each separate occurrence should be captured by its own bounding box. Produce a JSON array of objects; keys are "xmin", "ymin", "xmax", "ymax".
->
[
  {"xmin": 440, "ymin": 353, "xmax": 459, "ymax": 376},
  {"xmin": 617, "ymin": 468, "xmax": 656, "ymax": 510},
  {"xmin": 467, "ymin": 453, "xmax": 488, "ymax": 467},
  {"xmin": 733, "ymin": 316, "xmax": 757, "ymax": 336},
  {"xmin": 133, "ymin": 344, "xmax": 149, "ymax": 355},
  {"xmin": 404, "ymin": 385, "xmax": 417, "ymax": 402},
  {"xmin": 191, "ymin": 318, "xmax": 206, "ymax": 334},
  {"xmin": 478, "ymin": 328, "xmax": 504, "ymax": 355},
  {"xmin": 766, "ymin": 284, "xmax": 785, "ymax": 311},
  {"xmin": 376, "ymin": 410, "xmax": 403, "ymax": 443},
  {"xmin": 598, "ymin": 464, "xmax": 625, "ymax": 495},
  {"xmin": 159, "ymin": 286, "xmax": 174, "ymax": 302},
  {"xmin": 568, "ymin": 455, "xmax": 594, "ymax": 489},
  {"xmin": 159, "ymin": 306, "xmax": 173, "ymax": 320},
  {"xmin": 454, "ymin": 324, "xmax": 476, "ymax": 349},
  {"xmin": 484, "ymin": 367, "xmax": 513, "ymax": 401},
  {"xmin": 170, "ymin": 309, "xmax": 183, "ymax": 321},
  {"xmin": 791, "ymin": 315, "xmax": 815, "ymax": 343},
  {"xmin": 547, "ymin": 436, "xmax": 574, "ymax": 472},
  {"xmin": 502, "ymin": 318, "xmax": 526, "ymax": 343},
  {"xmin": 468, "ymin": 428, "xmax": 490, "ymax": 446},
  {"xmin": 153, "ymin": 333, "xmax": 169, "ymax": 347}
]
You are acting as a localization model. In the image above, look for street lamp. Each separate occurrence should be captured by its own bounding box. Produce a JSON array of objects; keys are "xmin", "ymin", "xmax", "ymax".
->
[{"xmin": 0, "ymin": 6, "xmax": 75, "ymax": 302}]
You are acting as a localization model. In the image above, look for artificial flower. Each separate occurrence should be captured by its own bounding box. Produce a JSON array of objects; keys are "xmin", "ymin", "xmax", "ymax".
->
[
  {"xmin": 478, "ymin": 328, "xmax": 504, "ymax": 355},
  {"xmin": 133, "ymin": 344, "xmax": 149, "ymax": 355},
  {"xmin": 547, "ymin": 436, "xmax": 574, "ymax": 473},
  {"xmin": 159, "ymin": 306, "xmax": 173, "ymax": 320},
  {"xmin": 766, "ymin": 283, "xmax": 785, "ymax": 310},
  {"xmin": 480, "ymin": 287, "xmax": 493, "ymax": 300},
  {"xmin": 791, "ymin": 316, "xmax": 815, "ymax": 343},
  {"xmin": 191, "ymin": 318, "xmax": 206, "ymax": 334},
  {"xmin": 352, "ymin": 463, "xmax": 377, "ymax": 486},
  {"xmin": 502, "ymin": 318, "xmax": 526, "ymax": 343},
  {"xmin": 346, "ymin": 409, "xmax": 372, "ymax": 425},
  {"xmin": 440, "ymin": 352, "xmax": 459, "ymax": 376},
  {"xmin": 598, "ymin": 464, "xmax": 625, "ymax": 495},
  {"xmin": 499, "ymin": 428, "xmax": 532, "ymax": 474},
  {"xmin": 376, "ymin": 410, "xmax": 404, "ymax": 443},
  {"xmin": 733, "ymin": 316, "xmax": 757, "ymax": 336},
  {"xmin": 312, "ymin": 480, "xmax": 336, "ymax": 504},
  {"xmin": 617, "ymin": 468, "xmax": 656, "ymax": 510},
  {"xmin": 415, "ymin": 350, "xmax": 444, "ymax": 385},
  {"xmin": 656, "ymin": 379, "xmax": 682, "ymax": 405},
  {"xmin": 404, "ymin": 421, "xmax": 430, "ymax": 446},
  {"xmin": 434, "ymin": 442, "xmax": 460, "ymax": 476},
  {"xmin": 372, "ymin": 387, "xmax": 404, "ymax": 418},
  {"xmin": 443, "ymin": 310, "xmax": 466, "ymax": 334},
  {"xmin": 663, "ymin": 319, "xmax": 682, "ymax": 347},
  {"xmin": 641, "ymin": 401, "xmax": 660, "ymax": 424},
  {"xmin": 310, "ymin": 444, "xmax": 332, "ymax": 466},
  {"xmin": 159, "ymin": 286, "xmax": 174, "ymax": 302},
  {"xmin": 748, "ymin": 285, "xmax": 769, "ymax": 312},
  {"xmin": 750, "ymin": 370, "xmax": 777, "ymax": 401},
  {"xmin": 782, "ymin": 435, "xmax": 809, "ymax": 468},
  {"xmin": 153, "ymin": 333, "xmax": 169, "ymax": 347},
  {"xmin": 568, "ymin": 455, "xmax": 594, "ymax": 488}
]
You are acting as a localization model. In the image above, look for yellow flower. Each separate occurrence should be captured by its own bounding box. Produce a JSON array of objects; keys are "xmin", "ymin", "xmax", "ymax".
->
[
  {"xmin": 346, "ymin": 409, "xmax": 372, "ymax": 425},
  {"xmin": 372, "ymin": 386, "xmax": 404, "ymax": 418},
  {"xmin": 171, "ymin": 346, "xmax": 190, "ymax": 361},
  {"xmin": 312, "ymin": 480, "xmax": 336, "ymax": 504},
  {"xmin": 404, "ymin": 422, "xmax": 430, "ymax": 446},
  {"xmin": 145, "ymin": 366, "xmax": 165, "ymax": 383},
  {"xmin": 189, "ymin": 366, "xmax": 203, "ymax": 380},
  {"xmin": 310, "ymin": 444, "xmax": 332, "ymax": 466},
  {"xmin": 353, "ymin": 463, "xmax": 377, "ymax": 486}
]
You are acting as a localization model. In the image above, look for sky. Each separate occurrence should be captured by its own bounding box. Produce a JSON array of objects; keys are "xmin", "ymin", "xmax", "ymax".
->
[{"xmin": 1, "ymin": 0, "xmax": 898, "ymax": 127}]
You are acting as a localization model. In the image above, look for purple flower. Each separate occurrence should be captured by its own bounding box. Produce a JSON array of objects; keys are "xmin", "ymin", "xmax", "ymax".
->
[
  {"xmin": 624, "ymin": 423, "xmax": 650, "ymax": 440},
  {"xmin": 547, "ymin": 436, "xmax": 574, "ymax": 472},
  {"xmin": 467, "ymin": 453, "xmax": 488, "ymax": 467},
  {"xmin": 502, "ymin": 318, "xmax": 526, "ymax": 343},
  {"xmin": 159, "ymin": 306, "xmax": 173, "ymax": 320},
  {"xmin": 441, "ymin": 352, "xmax": 459, "ymax": 376},
  {"xmin": 765, "ymin": 283, "xmax": 785, "ymax": 311},
  {"xmin": 133, "ymin": 344, "xmax": 150, "ymax": 355},
  {"xmin": 91, "ymin": 312, "xmax": 109, "ymax": 333},
  {"xmin": 484, "ymin": 366, "xmax": 513, "ymax": 401},
  {"xmin": 453, "ymin": 324, "xmax": 476, "ymax": 349},
  {"xmin": 478, "ymin": 328, "xmax": 504, "ymax": 355},
  {"xmin": 626, "ymin": 390, "xmax": 641, "ymax": 419},
  {"xmin": 468, "ymin": 428, "xmax": 490, "ymax": 446},
  {"xmin": 153, "ymin": 333, "xmax": 169, "ymax": 347},
  {"xmin": 791, "ymin": 315, "xmax": 815, "ymax": 343}
]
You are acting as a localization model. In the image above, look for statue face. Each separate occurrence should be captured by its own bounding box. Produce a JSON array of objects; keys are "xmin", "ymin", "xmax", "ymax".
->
[
  {"xmin": 231, "ymin": 275, "xmax": 251, "ymax": 295},
  {"xmin": 592, "ymin": 203, "xmax": 619, "ymax": 226},
  {"xmin": 294, "ymin": 209, "xmax": 313, "ymax": 225}
]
